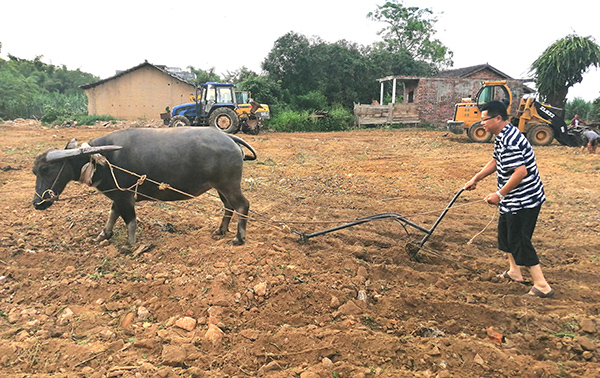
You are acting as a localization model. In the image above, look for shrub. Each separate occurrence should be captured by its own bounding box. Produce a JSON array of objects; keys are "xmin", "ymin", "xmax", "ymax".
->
[
  {"xmin": 293, "ymin": 90, "xmax": 328, "ymax": 111},
  {"xmin": 319, "ymin": 105, "xmax": 354, "ymax": 131},
  {"xmin": 267, "ymin": 106, "xmax": 354, "ymax": 132},
  {"xmin": 41, "ymin": 108, "xmax": 117, "ymax": 126},
  {"xmin": 72, "ymin": 114, "xmax": 118, "ymax": 125},
  {"xmin": 269, "ymin": 110, "xmax": 311, "ymax": 132}
]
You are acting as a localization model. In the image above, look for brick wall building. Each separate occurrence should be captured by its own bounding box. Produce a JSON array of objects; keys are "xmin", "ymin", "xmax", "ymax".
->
[
  {"xmin": 376, "ymin": 64, "xmax": 532, "ymax": 127},
  {"xmin": 81, "ymin": 62, "xmax": 195, "ymax": 121}
]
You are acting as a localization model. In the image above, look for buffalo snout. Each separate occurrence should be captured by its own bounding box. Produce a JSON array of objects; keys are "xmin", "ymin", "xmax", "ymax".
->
[{"xmin": 33, "ymin": 190, "xmax": 57, "ymax": 210}]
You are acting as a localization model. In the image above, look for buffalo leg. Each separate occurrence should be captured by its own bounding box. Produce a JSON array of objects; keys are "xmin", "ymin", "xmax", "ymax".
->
[
  {"xmin": 216, "ymin": 189, "xmax": 249, "ymax": 246},
  {"xmin": 117, "ymin": 198, "xmax": 137, "ymax": 245},
  {"xmin": 97, "ymin": 204, "xmax": 120, "ymax": 242},
  {"xmin": 232, "ymin": 193, "xmax": 250, "ymax": 245},
  {"xmin": 214, "ymin": 192, "xmax": 234, "ymax": 237},
  {"xmin": 97, "ymin": 198, "xmax": 137, "ymax": 245}
]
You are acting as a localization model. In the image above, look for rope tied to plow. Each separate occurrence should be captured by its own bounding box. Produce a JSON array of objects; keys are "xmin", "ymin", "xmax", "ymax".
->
[
  {"xmin": 106, "ymin": 161, "xmax": 192, "ymax": 199},
  {"xmin": 67, "ymin": 147, "xmax": 497, "ymax": 245},
  {"xmin": 133, "ymin": 175, "xmax": 147, "ymax": 199}
]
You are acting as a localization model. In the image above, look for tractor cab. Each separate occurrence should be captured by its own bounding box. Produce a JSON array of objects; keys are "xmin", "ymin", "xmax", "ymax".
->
[
  {"xmin": 187, "ymin": 82, "xmax": 236, "ymax": 118},
  {"xmin": 476, "ymin": 81, "xmax": 512, "ymax": 109},
  {"xmin": 449, "ymin": 81, "xmax": 513, "ymax": 143},
  {"xmin": 170, "ymin": 83, "xmax": 240, "ymax": 133}
]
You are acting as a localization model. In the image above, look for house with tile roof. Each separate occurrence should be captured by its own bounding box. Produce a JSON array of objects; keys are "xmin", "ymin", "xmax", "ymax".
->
[
  {"xmin": 81, "ymin": 61, "xmax": 196, "ymax": 121},
  {"xmin": 354, "ymin": 64, "xmax": 533, "ymax": 127}
]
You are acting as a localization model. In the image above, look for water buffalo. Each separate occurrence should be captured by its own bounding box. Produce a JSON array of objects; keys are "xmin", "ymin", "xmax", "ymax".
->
[{"xmin": 32, "ymin": 127, "xmax": 256, "ymax": 245}]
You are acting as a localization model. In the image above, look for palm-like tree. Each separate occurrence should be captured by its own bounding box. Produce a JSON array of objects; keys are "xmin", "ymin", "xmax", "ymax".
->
[{"xmin": 530, "ymin": 34, "xmax": 600, "ymax": 112}]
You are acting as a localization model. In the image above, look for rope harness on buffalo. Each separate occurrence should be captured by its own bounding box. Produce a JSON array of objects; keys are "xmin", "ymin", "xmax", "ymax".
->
[
  {"xmin": 45, "ymin": 150, "xmax": 496, "ymax": 261},
  {"xmin": 34, "ymin": 161, "xmax": 66, "ymax": 207}
]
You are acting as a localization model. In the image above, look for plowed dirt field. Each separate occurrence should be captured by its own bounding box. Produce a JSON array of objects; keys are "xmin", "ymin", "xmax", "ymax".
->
[{"xmin": 1, "ymin": 120, "xmax": 599, "ymax": 378}]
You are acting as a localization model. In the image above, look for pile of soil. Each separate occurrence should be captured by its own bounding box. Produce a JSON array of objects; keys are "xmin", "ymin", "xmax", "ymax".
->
[{"xmin": 1, "ymin": 121, "xmax": 599, "ymax": 378}]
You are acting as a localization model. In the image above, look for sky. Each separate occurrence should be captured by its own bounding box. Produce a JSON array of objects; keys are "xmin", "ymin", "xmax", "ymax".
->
[{"xmin": 1, "ymin": 0, "xmax": 598, "ymax": 101}]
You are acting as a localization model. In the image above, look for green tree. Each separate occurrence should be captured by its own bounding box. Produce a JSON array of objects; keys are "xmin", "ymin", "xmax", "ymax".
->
[
  {"xmin": 0, "ymin": 54, "xmax": 97, "ymax": 120},
  {"xmin": 261, "ymin": 31, "xmax": 436, "ymax": 110},
  {"xmin": 593, "ymin": 97, "xmax": 600, "ymax": 121},
  {"xmin": 236, "ymin": 73, "xmax": 285, "ymax": 108},
  {"xmin": 262, "ymin": 32, "xmax": 314, "ymax": 94},
  {"xmin": 565, "ymin": 97, "xmax": 593, "ymax": 122},
  {"xmin": 223, "ymin": 66, "xmax": 259, "ymax": 84},
  {"xmin": 530, "ymin": 34, "xmax": 600, "ymax": 111},
  {"xmin": 187, "ymin": 66, "xmax": 221, "ymax": 84},
  {"xmin": 367, "ymin": 0, "xmax": 453, "ymax": 69},
  {"xmin": 0, "ymin": 70, "xmax": 38, "ymax": 119}
]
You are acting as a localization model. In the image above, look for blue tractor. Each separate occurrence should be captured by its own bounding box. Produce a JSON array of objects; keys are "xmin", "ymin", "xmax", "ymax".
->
[{"xmin": 168, "ymin": 82, "xmax": 241, "ymax": 134}]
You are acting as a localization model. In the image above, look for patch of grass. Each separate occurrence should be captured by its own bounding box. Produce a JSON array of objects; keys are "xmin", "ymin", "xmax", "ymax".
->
[
  {"xmin": 158, "ymin": 203, "xmax": 175, "ymax": 210},
  {"xmin": 552, "ymin": 331, "xmax": 577, "ymax": 338},
  {"xmin": 550, "ymin": 321, "xmax": 577, "ymax": 338},
  {"xmin": 43, "ymin": 109, "xmax": 119, "ymax": 126},
  {"xmin": 94, "ymin": 258, "xmax": 117, "ymax": 276},
  {"xmin": 361, "ymin": 316, "xmax": 379, "ymax": 330},
  {"xmin": 257, "ymin": 157, "xmax": 277, "ymax": 166}
]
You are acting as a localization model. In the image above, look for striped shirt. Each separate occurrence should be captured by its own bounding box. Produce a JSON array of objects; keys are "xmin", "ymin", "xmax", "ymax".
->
[{"xmin": 493, "ymin": 123, "xmax": 545, "ymax": 214}]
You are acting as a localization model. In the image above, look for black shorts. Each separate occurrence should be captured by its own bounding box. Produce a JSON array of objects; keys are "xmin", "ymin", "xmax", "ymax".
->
[{"xmin": 497, "ymin": 205, "xmax": 541, "ymax": 267}]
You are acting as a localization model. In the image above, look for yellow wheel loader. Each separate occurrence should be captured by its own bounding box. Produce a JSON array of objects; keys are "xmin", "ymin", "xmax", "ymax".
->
[{"xmin": 448, "ymin": 81, "xmax": 579, "ymax": 146}]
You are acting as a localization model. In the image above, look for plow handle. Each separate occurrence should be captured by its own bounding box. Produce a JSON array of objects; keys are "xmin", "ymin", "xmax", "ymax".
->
[{"xmin": 417, "ymin": 188, "xmax": 465, "ymax": 248}]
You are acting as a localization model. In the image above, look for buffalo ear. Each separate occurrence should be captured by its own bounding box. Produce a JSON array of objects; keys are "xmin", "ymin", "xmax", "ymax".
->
[{"xmin": 65, "ymin": 138, "xmax": 78, "ymax": 150}]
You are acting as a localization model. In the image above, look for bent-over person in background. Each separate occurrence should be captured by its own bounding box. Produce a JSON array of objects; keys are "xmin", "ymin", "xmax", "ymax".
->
[{"xmin": 582, "ymin": 129, "xmax": 600, "ymax": 154}]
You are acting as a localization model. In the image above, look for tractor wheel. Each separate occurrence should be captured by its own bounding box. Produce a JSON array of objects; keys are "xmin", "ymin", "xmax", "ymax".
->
[
  {"xmin": 467, "ymin": 122, "xmax": 493, "ymax": 143},
  {"xmin": 209, "ymin": 108, "xmax": 240, "ymax": 134},
  {"xmin": 527, "ymin": 124, "xmax": 554, "ymax": 146},
  {"xmin": 169, "ymin": 115, "xmax": 190, "ymax": 127}
]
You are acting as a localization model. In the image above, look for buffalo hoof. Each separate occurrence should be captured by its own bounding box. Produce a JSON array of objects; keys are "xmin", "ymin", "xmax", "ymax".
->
[
  {"xmin": 229, "ymin": 237, "xmax": 245, "ymax": 246},
  {"xmin": 212, "ymin": 229, "xmax": 227, "ymax": 237},
  {"xmin": 96, "ymin": 230, "xmax": 113, "ymax": 242},
  {"xmin": 212, "ymin": 234, "xmax": 225, "ymax": 242},
  {"xmin": 119, "ymin": 245, "xmax": 133, "ymax": 255}
]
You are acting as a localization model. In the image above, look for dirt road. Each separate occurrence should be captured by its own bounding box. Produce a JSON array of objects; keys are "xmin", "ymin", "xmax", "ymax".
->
[{"xmin": 1, "ymin": 120, "xmax": 599, "ymax": 377}]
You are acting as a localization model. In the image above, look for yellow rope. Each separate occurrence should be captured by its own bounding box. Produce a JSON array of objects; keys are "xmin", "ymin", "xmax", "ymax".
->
[
  {"xmin": 105, "ymin": 160, "xmax": 495, "ymax": 240},
  {"xmin": 51, "ymin": 158, "xmax": 495, "ymax": 240},
  {"xmin": 467, "ymin": 206, "xmax": 498, "ymax": 245}
]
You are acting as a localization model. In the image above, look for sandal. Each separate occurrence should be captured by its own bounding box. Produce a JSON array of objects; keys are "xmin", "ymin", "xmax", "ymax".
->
[
  {"xmin": 496, "ymin": 270, "xmax": 529, "ymax": 285},
  {"xmin": 524, "ymin": 286, "xmax": 555, "ymax": 299}
]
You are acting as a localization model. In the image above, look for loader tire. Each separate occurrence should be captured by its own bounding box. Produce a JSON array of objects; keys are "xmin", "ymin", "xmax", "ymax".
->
[
  {"xmin": 242, "ymin": 116, "xmax": 260, "ymax": 135},
  {"xmin": 169, "ymin": 115, "xmax": 190, "ymax": 127},
  {"xmin": 527, "ymin": 124, "xmax": 554, "ymax": 146},
  {"xmin": 467, "ymin": 122, "xmax": 493, "ymax": 143},
  {"xmin": 209, "ymin": 108, "xmax": 240, "ymax": 134}
]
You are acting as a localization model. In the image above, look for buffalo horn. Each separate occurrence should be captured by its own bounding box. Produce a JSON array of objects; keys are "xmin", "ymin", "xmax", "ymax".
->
[{"xmin": 45, "ymin": 145, "xmax": 123, "ymax": 162}]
